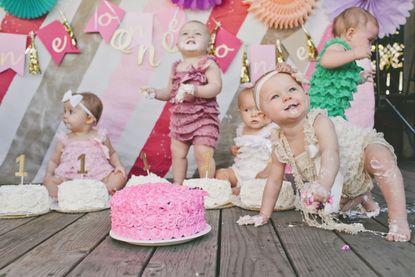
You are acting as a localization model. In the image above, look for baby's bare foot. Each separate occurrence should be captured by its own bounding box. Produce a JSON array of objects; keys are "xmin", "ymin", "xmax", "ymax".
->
[
  {"xmin": 361, "ymin": 192, "xmax": 380, "ymax": 217},
  {"xmin": 386, "ymin": 219, "xmax": 411, "ymax": 242}
]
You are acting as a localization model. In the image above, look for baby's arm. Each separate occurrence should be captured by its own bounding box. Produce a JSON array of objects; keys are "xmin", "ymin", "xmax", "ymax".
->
[
  {"xmin": 104, "ymin": 137, "xmax": 126, "ymax": 177},
  {"xmin": 192, "ymin": 61, "xmax": 222, "ymax": 98},
  {"xmin": 320, "ymin": 43, "xmax": 371, "ymax": 69},
  {"xmin": 44, "ymin": 141, "xmax": 64, "ymax": 178},
  {"xmin": 259, "ymin": 153, "xmax": 285, "ymax": 219},
  {"xmin": 140, "ymin": 74, "xmax": 173, "ymax": 101},
  {"xmin": 313, "ymin": 115, "xmax": 340, "ymax": 201}
]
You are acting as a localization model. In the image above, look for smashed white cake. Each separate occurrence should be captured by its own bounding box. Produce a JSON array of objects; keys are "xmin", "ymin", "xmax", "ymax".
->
[
  {"xmin": 238, "ymin": 179, "xmax": 295, "ymax": 210},
  {"xmin": 125, "ymin": 173, "xmax": 169, "ymax": 187},
  {"xmin": 0, "ymin": 184, "xmax": 50, "ymax": 216},
  {"xmin": 183, "ymin": 178, "xmax": 233, "ymax": 209},
  {"xmin": 57, "ymin": 179, "xmax": 109, "ymax": 211}
]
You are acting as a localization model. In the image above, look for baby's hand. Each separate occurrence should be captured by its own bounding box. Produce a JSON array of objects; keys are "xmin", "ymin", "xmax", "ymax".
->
[
  {"xmin": 237, "ymin": 212, "xmax": 269, "ymax": 227},
  {"xmin": 139, "ymin": 87, "xmax": 156, "ymax": 100},
  {"xmin": 175, "ymin": 84, "xmax": 195, "ymax": 103},
  {"xmin": 230, "ymin": 145, "xmax": 239, "ymax": 156},
  {"xmin": 301, "ymin": 182, "xmax": 330, "ymax": 206},
  {"xmin": 359, "ymin": 69, "xmax": 373, "ymax": 83},
  {"xmin": 352, "ymin": 45, "xmax": 372, "ymax": 60},
  {"xmin": 113, "ymin": 165, "xmax": 126, "ymax": 177}
]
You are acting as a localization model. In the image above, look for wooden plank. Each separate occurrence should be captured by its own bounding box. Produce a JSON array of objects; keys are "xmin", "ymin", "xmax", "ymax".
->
[
  {"xmin": 272, "ymin": 210, "xmax": 377, "ymax": 276},
  {"xmin": 0, "ymin": 210, "xmax": 110, "ymax": 276},
  {"xmin": 0, "ymin": 217, "xmax": 34, "ymax": 236},
  {"xmin": 0, "ymin": 211, "xmax": 83, "ymax": 269},
  {"xmin": 142, "ymin": 210, "xmax": 220, "ymax": 277},
  {"xmin": 336, "ymin": 217, "xmax": 415, "ymax": 276},
  {"xmin": 220, "ymin": 207, "xmax": 294, "ymax": 276},
  {"xmin": 67, "ymin": 236, "xmax": 154, "ymax": 277}
]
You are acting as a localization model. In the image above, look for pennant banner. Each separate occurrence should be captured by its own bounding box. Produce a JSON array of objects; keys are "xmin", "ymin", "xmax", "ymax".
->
[
  {"xmin": 0, "ymin": 33, "xmax": 26, "ymax": 76},
  {"xmin": 84, "ymin": 0, "xmax": 126, "ymax": 43},
  {"xmin": 248, "ymin": 44, "xmax": 276, "ymax": 83},
  {"xmin": 37, "ymin": 20, "xmax": 81, "ymax": 65},
  {"xmin": 214, "ymin": 27, "xmax": 242, "ymax": 73}
]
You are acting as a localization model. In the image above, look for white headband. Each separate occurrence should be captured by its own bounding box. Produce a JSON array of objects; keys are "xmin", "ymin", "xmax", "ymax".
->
[
  {"xmin": 254, "ymin": 70, "xmax": 280, "ymax": 110},
  {"xmin": 62, "ymin": 90, "xmax": 96, "ymax": 120}
]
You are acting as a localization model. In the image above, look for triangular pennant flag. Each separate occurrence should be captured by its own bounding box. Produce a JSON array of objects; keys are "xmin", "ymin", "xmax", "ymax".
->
[
  {"xmin": 249, "ymin": 45, "xmax": 275, "ymax": 83},
  {"xmin": 213, "ymin": 27, "xmax": 242, "ymax": 73},
  {"xmin": 0, "ymin": 33, "xmax": 26, "ymax": 76}
]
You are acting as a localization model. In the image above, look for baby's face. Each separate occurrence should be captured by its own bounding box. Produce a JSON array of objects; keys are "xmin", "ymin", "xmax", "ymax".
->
[
  {"xmin": 63, "ymin": 101, "xmax": 89, "ymax": 132},
  {"xmin": 239, "ymin": 92, "xmax": 270, "ymax": 130},
  {"xmin": 259, "ymin": 73, "xmax": 308, "ymax": 125},
  {"xmin": 177, "ymin": 22, "xmax": 210, "ymax": 54}
]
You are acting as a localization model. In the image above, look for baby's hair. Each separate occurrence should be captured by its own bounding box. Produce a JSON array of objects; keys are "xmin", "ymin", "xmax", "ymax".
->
[
  {"xmin": 180, "ymin": 20, "xmax": 211, "ymax": 40},
  {"xmin": 333, "ymin": 7, "xmax": 379, "ymax": 37},
  {"xmin": 237, "ymin": 86, "xmax": 255, "ymax": 108},
  {"xmin": 76, "ymin": 92, "xmax": 103, "ymax": 122}
]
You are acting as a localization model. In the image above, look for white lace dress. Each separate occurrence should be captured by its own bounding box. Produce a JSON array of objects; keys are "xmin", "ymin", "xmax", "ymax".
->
[{"xmin": 231, "ymin": 123, "xmax": 277, "ymax": 186}]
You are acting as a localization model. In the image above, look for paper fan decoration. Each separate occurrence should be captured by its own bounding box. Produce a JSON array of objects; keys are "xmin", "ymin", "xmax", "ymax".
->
[
  {"xmin": 171, "ymin": 0, "xmax": 222, "ymax": 10},
  {"xmin": 0, "ymin": 0, "xmax": 58, "ymax": 19},
  {"xmin": 322, "ymin": 0, "xmax": 414, "ymax": 38},
  {"xmin": 245, "ymin": 0, "xmax": 317, "ymax": 29}
]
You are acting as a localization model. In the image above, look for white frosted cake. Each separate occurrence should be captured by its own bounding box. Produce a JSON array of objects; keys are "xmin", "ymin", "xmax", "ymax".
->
[
  {"xmin": 239, "ymin": 179, "xmax": 295, "ymax": 210},
  {"xmin": 183, "ymin": 178, "xmax": 233, "ymax": 209},
  {"xmin": 0, "ymin": 184, "xmax": 50, "ymax": 216},
  {"xmin": 125, "ymin": 173, "xmax": 169, "ymax": 187},
  {"xmin": 57, "ymin": 179, "xmax": 109, "ymax": 211}
]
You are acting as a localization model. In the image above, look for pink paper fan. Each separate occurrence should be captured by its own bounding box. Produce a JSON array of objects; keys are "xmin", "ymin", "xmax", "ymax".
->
[
  {"xmin": 322, "ymin": 0, "xmax": 414, "ymax": 38},
  {"xmin": 171, "ymin": 0, "xmax": 222, "ymax": 10},
  {"xmin": 246, "ymin": 0, "xmax": 317, "ymax": 29}
]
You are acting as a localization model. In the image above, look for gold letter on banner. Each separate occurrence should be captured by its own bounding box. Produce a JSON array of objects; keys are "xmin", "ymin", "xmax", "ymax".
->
[
  {"xmin": 52, "ymin": 36, "xmax": 67, "ymax": 53},
  {"xmin": 215, "ymin": 44, "xmax": 234, "ymax": 59},
  {"xmin": 111, "ymin": 29, "xmax": 133, "ymax": 53},
  {"xmin": 137, "ymin": 44, "xmax": 160, "ymax": 67},
  {"xmin": 0, "ymin": 51, "xmax": 23, "ymax": 66},
  {"xmin": 161, "ymin": 8, "xmax": 180, "ymax": 53}
]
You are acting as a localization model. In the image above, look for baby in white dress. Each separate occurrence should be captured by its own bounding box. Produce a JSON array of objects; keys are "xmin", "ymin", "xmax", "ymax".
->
[{"xmin": 216, "ymin": 86, "xmax": 275, "ymax": 195}]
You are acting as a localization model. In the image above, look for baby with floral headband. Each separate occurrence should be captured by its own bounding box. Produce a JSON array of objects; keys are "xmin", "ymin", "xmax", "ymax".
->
[
  {"xmin": 43, "ymin": 91, "xmax": 127, "ymax": 198},
  {"xmin": 239, "ymin": 65, "xmax": 411, "ymax": 242}
]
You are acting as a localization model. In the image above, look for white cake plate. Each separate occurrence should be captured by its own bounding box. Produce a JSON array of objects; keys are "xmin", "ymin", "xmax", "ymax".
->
[
  {"xmin": 109, "ymin": 224, "xmax": 212, "ymax": 246},
  {"xmin": 50, "ymin": 201, "xmax": 109, "ymax": 213},
  {"xmin": 0, "ymin": 210, "xmax": 50, "ymax": 219}
]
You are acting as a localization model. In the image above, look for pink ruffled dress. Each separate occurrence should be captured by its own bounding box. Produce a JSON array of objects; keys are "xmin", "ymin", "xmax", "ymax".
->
[
  {"xmin": 169, "ymin": 57, "xmax": 220, "ymax": 148},
  {"xmin": 54, "ymin": 129, "xmax": 114, "ymax": 180}
]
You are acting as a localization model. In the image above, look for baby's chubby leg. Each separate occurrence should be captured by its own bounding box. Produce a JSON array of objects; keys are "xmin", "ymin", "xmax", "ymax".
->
[
  {"xmin": 171, "ymin": 139, "xmax": 190, "ymax": 185},
  {"xmin": 194, "ymin": 144, "xmax": 215, "ymax": 179},
  {"xmin": 43, "ymin": 175, "xmax": 65, "ymax": 198},
  {"xmin": 364, "ymin": 144, "xmax": 411, "ymax": 242},
  {"xmin": 102, "ymin": 171, "xmax": 127, "ymax": 195},
  {"xmin": 215, "ymin": 167, "xmax": 239, "ymax": 194}
]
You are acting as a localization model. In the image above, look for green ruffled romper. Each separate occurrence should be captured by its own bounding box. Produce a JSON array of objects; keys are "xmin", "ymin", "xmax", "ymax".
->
[{"xmin": 309, "ymin": 38, "xmax": 362, "ymax": 119}]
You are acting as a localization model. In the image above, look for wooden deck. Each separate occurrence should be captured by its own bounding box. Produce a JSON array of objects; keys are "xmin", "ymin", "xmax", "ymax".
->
[{"xmin": 0, "ymin": 163, "xmax": 414, "ymax": 276}]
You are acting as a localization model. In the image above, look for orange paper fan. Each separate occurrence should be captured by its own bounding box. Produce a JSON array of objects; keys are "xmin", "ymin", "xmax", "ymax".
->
[{"xmin": 246, "ymin": 0, "xmax": 316, "ymax": 30}]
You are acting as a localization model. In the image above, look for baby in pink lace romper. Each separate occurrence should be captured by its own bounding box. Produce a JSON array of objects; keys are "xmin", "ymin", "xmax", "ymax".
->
[
  {"xmin": 43, "ymin": 91, "xmax": 127, "ymax": 198},
  {"xmin": 140, "ymin": 20, "xmax": 222, "ymax": 184}
]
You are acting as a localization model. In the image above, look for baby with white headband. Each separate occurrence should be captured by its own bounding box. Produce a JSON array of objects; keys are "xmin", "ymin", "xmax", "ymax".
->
[
  {"xmin": 240, "ymin": 66, "xmax": 411, "ymax": 242},
  {"xmin": 43, "ymin": 91, "xmax": 127, "ymax": 198}
]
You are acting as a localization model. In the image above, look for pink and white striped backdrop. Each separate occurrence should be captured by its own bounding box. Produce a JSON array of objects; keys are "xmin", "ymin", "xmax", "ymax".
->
[{"xmin": 0, "ymin": 0, "xmax": 332, "ymax": 184}]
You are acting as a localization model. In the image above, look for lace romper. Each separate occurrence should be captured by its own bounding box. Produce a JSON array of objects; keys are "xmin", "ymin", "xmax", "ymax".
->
[
  {"xmin": 169, "ymin": 56, "xmax": 220, "ymax": 148},
  {"xmin": 232, "ymin": 123, "xmax": 276, "ymax": 185},
  {"xmin": 272, "ymin": 109, "xmax": 396, "ymax": 199},
  {"xmin": 309, "ymin": 38, "xmax": 363, "ymax": 119},
  {"xmin": 54, "ymin": 129, "xmax": 114, "ymax": 180}
]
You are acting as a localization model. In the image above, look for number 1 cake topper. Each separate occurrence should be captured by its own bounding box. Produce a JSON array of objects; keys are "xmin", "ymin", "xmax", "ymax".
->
[
  {"xmin": 77, "ymin": 153, "xmax": 88, "ymax": 177},
  {"xmin": 140, "ymin": 152, "xmax": 150, "ymax": 175},
  {"xmin": 15, "ymin": 154, "xmax": 27, "ymax": 185}
]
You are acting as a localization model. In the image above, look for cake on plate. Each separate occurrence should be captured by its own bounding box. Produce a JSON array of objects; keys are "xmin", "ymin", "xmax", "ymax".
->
[
  {"xmin": 0, "ymin": 184, "xmax": 50, "ymax": 216},
  {"xmin": 110, "ymin": 183, "xmax": 208, "ymax": 240},
  {"xmin": 57, "ymin": 179, "xmax": 109, "ymax": 211},
  {"xmin": 125, "ymin": 173, "xmax": 169, "ymax": 187},
  {"xmin": 183, "ymin": 178, "xmax": 233, "ymax": 209},
  {"xmin": 238, "ymin": 179, "xmax": 295, "ymax": 210}
]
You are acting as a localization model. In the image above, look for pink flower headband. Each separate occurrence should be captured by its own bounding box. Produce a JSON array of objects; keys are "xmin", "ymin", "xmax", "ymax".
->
[
  {"xmin": 254, "ymin": 66, "xmax": 308, "ymax": 110},
  {"xmin": 62, "ymin": 90, "xmax": 96, "ymax": 120}
]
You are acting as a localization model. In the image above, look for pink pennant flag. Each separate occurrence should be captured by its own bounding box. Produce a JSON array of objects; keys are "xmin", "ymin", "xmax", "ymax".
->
[
  {"xmin": 214, "ymin": 27, "xmax": 242, "ymax": 73},
  {"xmin": 124, "ymin": 12, "xmax": 153, "ymax": 48},
  {"xmin": 0, "ymin": 33, "xmax": 26, "ymax": 76},
  {"xmin": 37, "ymin": 20, "xmax": 80, "ymax": 65},
  {"xmin": 249, "ymin": 45, "xmax": 275, "ymax": 83},
  {"xmin": 84, "ymin": 0, "xmax": 126, "ymax": 43}
]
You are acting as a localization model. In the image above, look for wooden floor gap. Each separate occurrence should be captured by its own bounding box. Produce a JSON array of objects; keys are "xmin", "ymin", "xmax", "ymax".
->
[
  {"xmin": 137, "ymin": 247, "xmax": 156, "ymax": 276},
  {"xmin": 215, "ymin": 209, "xmax": 222, "ymax": 277}
]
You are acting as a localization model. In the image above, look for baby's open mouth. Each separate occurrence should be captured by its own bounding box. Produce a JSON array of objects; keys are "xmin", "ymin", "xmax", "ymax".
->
[{"xmin": 284, "ymin": 103, "xmax": 298, "ymax": 111}]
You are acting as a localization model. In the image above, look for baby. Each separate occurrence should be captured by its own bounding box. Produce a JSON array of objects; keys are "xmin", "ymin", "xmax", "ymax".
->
[
  {"xmin": 43, "ymin": 91, "xmax": 127, "ymax": 198},
  {"xmin": 215, "ymin": 86, "xmax": 274, "ymax": 195}
]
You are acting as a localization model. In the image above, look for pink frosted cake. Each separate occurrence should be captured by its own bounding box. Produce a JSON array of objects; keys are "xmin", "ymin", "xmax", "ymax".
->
[{"xmin": 110, "ymin": 183, "xmax": 208, "ymax": 240}]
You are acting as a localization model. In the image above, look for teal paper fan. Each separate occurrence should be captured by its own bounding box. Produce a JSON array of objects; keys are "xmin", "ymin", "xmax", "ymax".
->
[{"xmin": 0, "ymin": 0, "xmax": 58, "ymax": 19}]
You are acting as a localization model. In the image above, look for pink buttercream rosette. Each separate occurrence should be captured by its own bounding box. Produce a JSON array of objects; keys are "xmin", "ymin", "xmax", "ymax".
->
[{"xmin": 110, "ymin": 183, "xmax": 208, "ymax": 241}]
